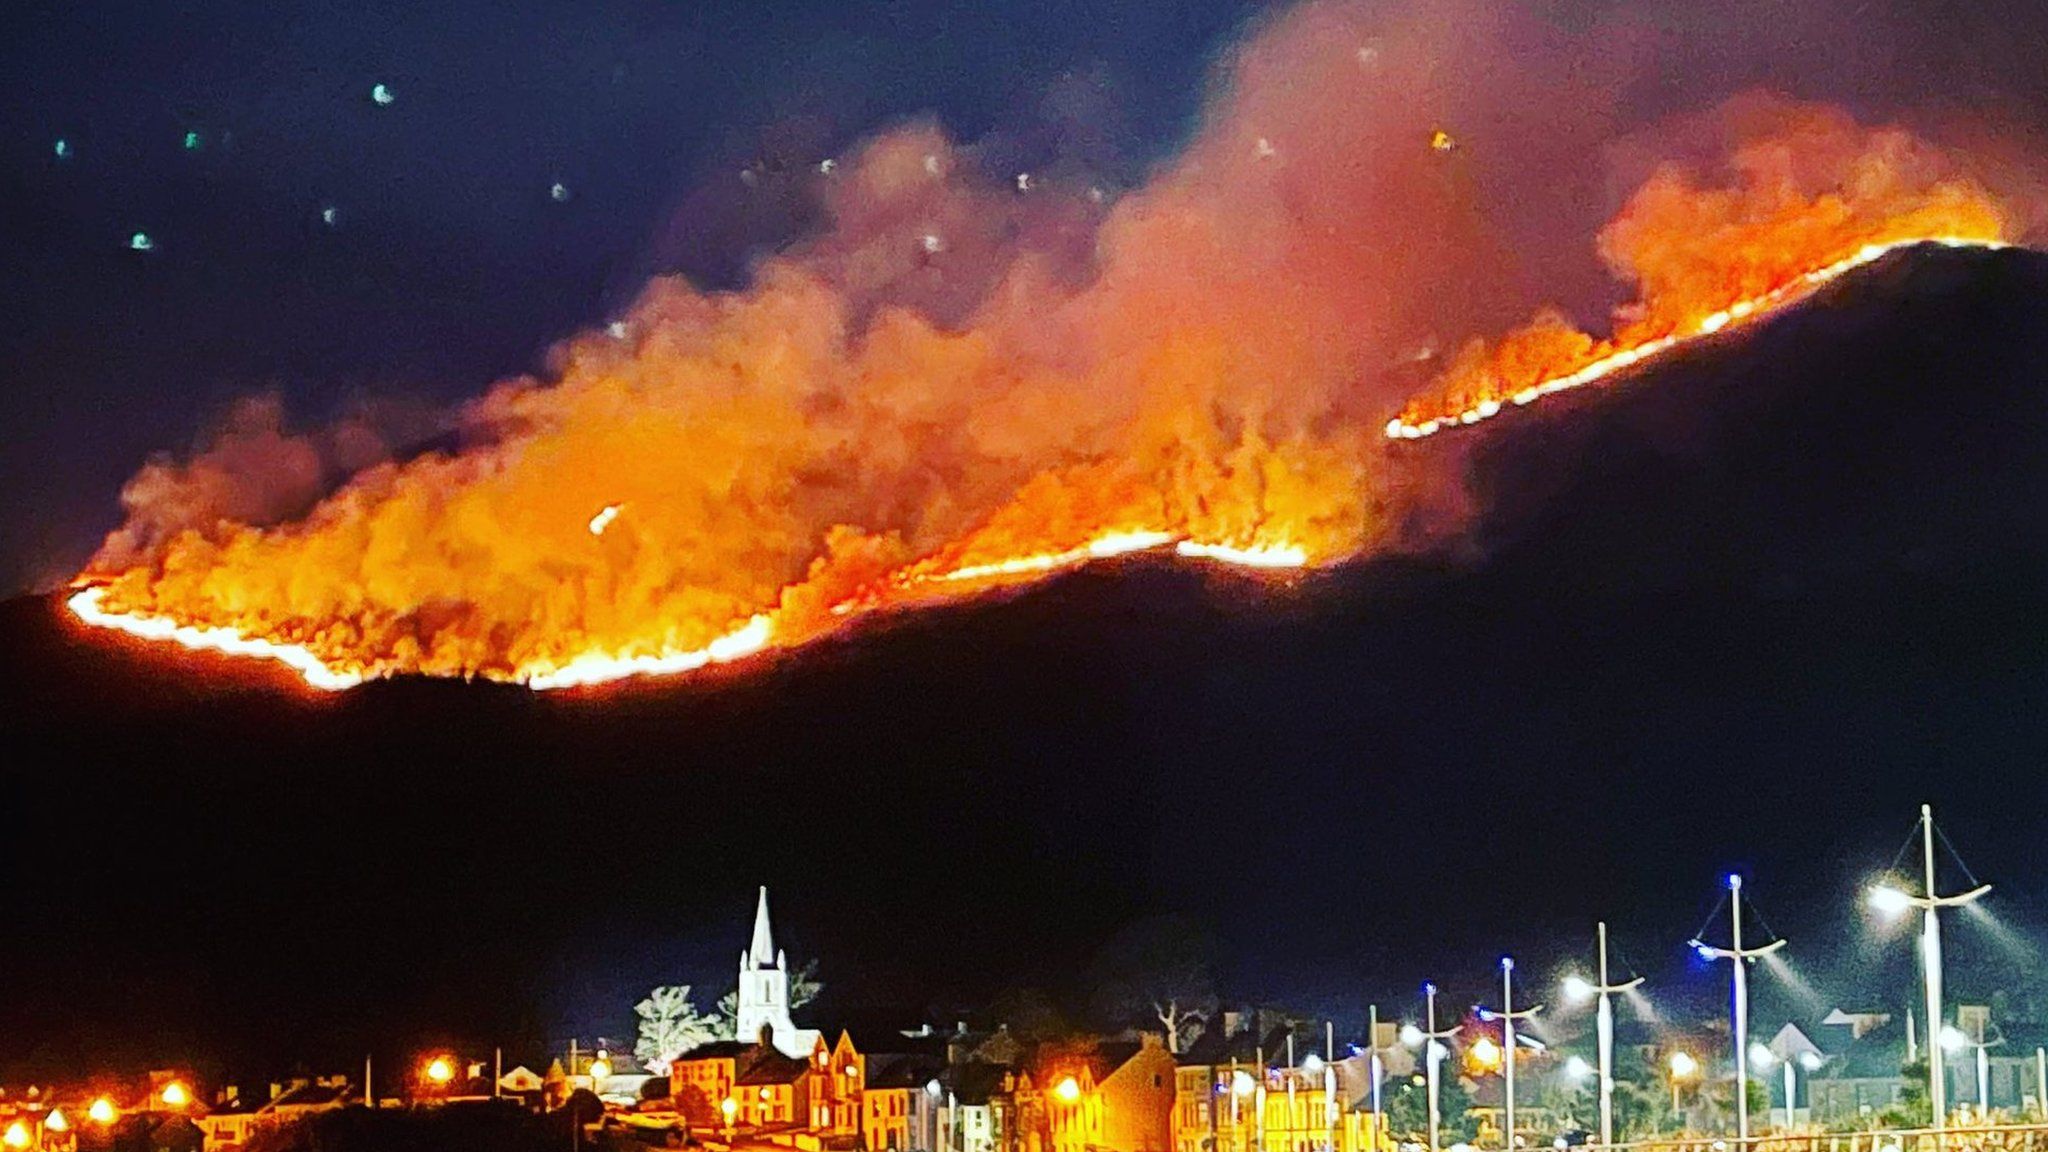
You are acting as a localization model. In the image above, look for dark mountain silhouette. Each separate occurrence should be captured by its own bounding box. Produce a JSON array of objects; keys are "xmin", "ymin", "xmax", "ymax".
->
[{"xmin": 5, "ymin": 243, "xmax": 2047, "ymax": 1082}]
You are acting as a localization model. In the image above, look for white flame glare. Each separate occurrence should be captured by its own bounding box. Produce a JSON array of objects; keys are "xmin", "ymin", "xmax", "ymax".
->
[
  {"xmin": 67, "ymin": 586, "xmax": 363, "ymax": 691},
  {"xmin": 69, "ymin": 531, "xmax": 1304, "ymax": 692},
  {"xmin": 1384, "ymin": 237, "xmax": 2007, "ymax": 440}
]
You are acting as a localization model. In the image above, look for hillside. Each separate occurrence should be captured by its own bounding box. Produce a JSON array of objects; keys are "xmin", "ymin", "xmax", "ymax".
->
[{"xmin": 4, "ymin": 243, "xmax": 2048, "ymax": 1075}]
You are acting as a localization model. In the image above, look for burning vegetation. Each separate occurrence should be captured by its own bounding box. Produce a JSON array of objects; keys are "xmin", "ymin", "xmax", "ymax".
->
[{"xmin": 67, "ymin": 1, "xmax": 2039, "ymax": 691}]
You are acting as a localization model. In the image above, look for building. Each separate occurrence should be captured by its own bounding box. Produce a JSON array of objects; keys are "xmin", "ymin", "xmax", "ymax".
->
[
  {"xmin": 811, "ymin": 1031, "xmax": 869, "ymax": 1138},
  {"xmin": 863, "ymin": 1053, "xmax": 946, "ymax": 1152},
  {"xmin": 1033, "ymin": 1035, "xmax": 1177, "ymax": 1152},
  {"xmin": 1808, "ymin": 1012, "xmax": 1910, "ymax": 1123},
  {"xmin": 737, "ymin": 888, "xmax": 823, "ymax": 1059},
  {"xmin": 736, "ymin": 1048, "xmax": 815, "ymax": 1130},
  {"xmin": 941, "ymin": 1064, "xmax": 1012, "ymax": 1152},
  {"xmin": 671, "ymin": 1040, "xmax": 758, "ymax": 1128}
]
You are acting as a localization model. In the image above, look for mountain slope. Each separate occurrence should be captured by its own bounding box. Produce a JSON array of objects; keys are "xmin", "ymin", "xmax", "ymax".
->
[{"xmin": 3, "ymin": 244, "xmax": 2047, "ymax": 1076}]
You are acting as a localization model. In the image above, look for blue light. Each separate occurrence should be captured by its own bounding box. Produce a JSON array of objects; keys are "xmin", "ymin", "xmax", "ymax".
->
[
  {"xmin": 1423, "ymin": 982, "xmax": 1437, "ymax": 996},
  {"xmin": 1727, "ymin": 873, "xmax": 1742, "ymax": 890}
]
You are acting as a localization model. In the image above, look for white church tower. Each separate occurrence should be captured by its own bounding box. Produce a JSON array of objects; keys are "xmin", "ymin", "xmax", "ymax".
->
[{"xmin": 735, "ymin": 887, "xmax": 819, "ymax": 1057}]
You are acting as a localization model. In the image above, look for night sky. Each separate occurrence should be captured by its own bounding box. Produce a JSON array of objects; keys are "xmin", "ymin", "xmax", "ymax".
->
[{"xmin": 7, "ymin": 0, "xmax": 2048, "ymax": 1088}]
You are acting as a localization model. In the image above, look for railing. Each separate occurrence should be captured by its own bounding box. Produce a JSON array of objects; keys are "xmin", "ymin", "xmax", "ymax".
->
[{"xmin": 1548, "ymin": 1123, "xmax": 2048, "ymax": 1152}]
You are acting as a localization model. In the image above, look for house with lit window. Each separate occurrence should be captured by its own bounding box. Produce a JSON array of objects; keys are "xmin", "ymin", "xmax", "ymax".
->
[
  {"xmin": 1171, "ymin": 1024, "xmax": 1383, "ymax": 1152},
  {"xmin": 1036, "ymin": 1035, "xmax": 1177, "ymax": 1152},
  {"xmin": 939, "ymin": 1064, "xmax": 1011, "ymax": 1152},
  {"xmin": 671, "ymin": 1040, "xmax": 757, "ymax": 1129},
  {"xmin": 737, "ymin": 1048, "xmax": 814, "ymax": 1130},
  {"xmin": 810, "ymin": 1031, "xmax": 868, "ymax": 1137},
  {"xmin": 863, "ymin": 1053, "xmax": 947, "ymax": 1152}
]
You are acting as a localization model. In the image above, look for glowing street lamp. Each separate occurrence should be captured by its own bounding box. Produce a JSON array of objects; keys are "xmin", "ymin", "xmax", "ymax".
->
[
  {"xmin": 4, "ymin": 1122, "xmax": 30, "ymax": 1150},
  {"xmin": 1865, "ymin": 805, "xmax": 1991, "ymax": 1142},
  {"xmin": 160, "ymin": 1082, "xmax": 192, "ymax": 1110},
  {"xmin": 1690, "ymin": 874, "xmax": 1786, "ymax": 1144},
  {"xmin": 1940, "ymin": 1026, "xmax": 2004, "ymax": 1121},
  {"xmin": 1477, "ymin": 958, "xmax": 1543, "ymax": 1151},
  {"xmin": 1055, "ymin": 1077, "xmax": 1081, "ymax": 1103},
  {"xmin": 721, "ymin": 1095, "xmax": 738, "ymax": 1138},
  {"xmin": 1561, "ymin": 923, "xmax": 1645, "ymax": 1149},
  {"xmin": 1752, "ymin": 1045, "xmax": 1823, "ymax": 1130},
  {"xmin": 87, "ymin": 1099, "xmax": 117, "ymax": 1126},
  {"xmin": 1404, "ymin": 983, "xmax": 1461, "ymax": 1152},
  {"xmin": 45, "ymin": 1111, "xmax": 70, "ymax": 1135},
  {"xmin": 1667, "ymin": 1052, "xmax": 1699, "ymax": 1119},
  {"xmin": 424, "ymin": 1056, "xmax": 456, "ymax": 1088}
]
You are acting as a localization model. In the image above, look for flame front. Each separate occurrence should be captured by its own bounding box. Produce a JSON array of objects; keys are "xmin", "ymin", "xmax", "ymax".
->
[
  {"xmin": 1389, "ymin": 101, "xmax": 2015, "ymax": 438},
  {"xmin": 66, "ymin": 41, "xmax": 2035, "ymax": 694}
]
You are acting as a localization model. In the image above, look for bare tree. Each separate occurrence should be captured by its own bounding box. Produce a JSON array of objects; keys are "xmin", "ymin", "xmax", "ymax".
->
[
  {"xmin": 1086, "ymin": 916, "xmax": 1219, "ymax": 1053},
  {"xmin": 716, "ymin": 959, "xmax": 823, "ymax": 1035},
  {"xmin": 634, "ymin": 985, "xmax": 722, "ymax": 1074}
]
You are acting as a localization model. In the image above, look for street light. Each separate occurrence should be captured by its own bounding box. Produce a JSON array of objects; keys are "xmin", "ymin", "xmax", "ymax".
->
[
  {"xmin": 1939, "ymin": 1026, "xmax": 2004, "ymax": 1121},
  {"xmin": 3, "ymin": 1123, "xmax": 29, "ymax": 1150},
  {"xmin": 1668, "ymin": 1052, "xmax": 1699, "ymax": 1120},
  {"xmin": 45, "ymin": 1111, "xmax": 69, "ymax": 1135},
  {"xmin": 1561, "ymin": 923, "xmax": 1645, "ymax": 1149},
  {"xmin": 425, "ymin": 1057, "xmax": 455, "ymax": 1086},
  {"xmin": 1055, "ymin": 1077, "xmax": 1081, "ymax": 1103},
  {"xmin": 87, "ymin": 1100, "xmax": 116, "ymax": 1126},
  {"xmin": 1865, "ymin": 805, "xmax": 1991, "ymax": 1142},
  {"xmin": 1477, "ymin": 958, "xmax": 1543, "ymax": 1152},
  {"xmin": 160, "ymin": 1082, "xmax": 191, "ymax": 1110},
  {"xmin": 1404, "ymin": 982, "xmax": 1461, "ymax": 1152},
  {"xmin": 1690, "ymin": 874, "xmax": 1786, "ymax": 1145}
]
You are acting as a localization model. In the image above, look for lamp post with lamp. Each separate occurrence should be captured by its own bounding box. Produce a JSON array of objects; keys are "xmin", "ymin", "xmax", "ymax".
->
[
  {"xmin": 1403, "ymin": 982, "xmax": 1462, "ymax": 1152},
  {"xmin": 1867, "ymin": 805, "xmax": 1991, "ymax": 1142},
  {"xmin": 1476, "ymin": 958, "xmax": 1543, "ymax": 1152},
  {"xmin": 1690, "ymin": 874, "xmax": 1785, "ymax": 1145},
  {"xmin": 1561, "ymin": 923, "xmax": 1645, "ymax": 1149}
]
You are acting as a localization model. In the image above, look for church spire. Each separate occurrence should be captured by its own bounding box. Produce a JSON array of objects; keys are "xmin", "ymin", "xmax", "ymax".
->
[{"xmin": 748, "ymin": 885, "xmax": 776, "ymax": 968}]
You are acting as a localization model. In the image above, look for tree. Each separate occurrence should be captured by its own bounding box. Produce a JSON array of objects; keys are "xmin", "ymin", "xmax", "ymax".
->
[
  {"xmin": 1878, "ymin": 1060, "xmax": 1933, "ymax": 1129},
  {"xmin": 1385, "ymin": 1073, "xmax": 1478, "ymax": 1142},
  {"xmin": 635, "ymin": 985, "xmax": 723, "ymax": 1074},
  {"xmin": 1085, "ymin": 917, "xmax": 1219, "ymax": 1054},
  {"xmin": 716, "ymin": 959, "xmax": 823, "ymax": 1035}
]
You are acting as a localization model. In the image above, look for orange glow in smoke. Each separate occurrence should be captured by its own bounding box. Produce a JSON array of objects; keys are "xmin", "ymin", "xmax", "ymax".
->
[
  {"xmin": 63, "ymin": 51, "xmax": 2033, "ymax": 696},
  {"xmin": 1389, "ymin": 104, "xmax": 2015, "ymax": 439},
  {"xmin": 1385, "ymin": 236, "xmax": 2005, "ymax": 440},
  {"xmin": 69, "ymin": 530, "xmax": 1306, "ymax": 692}
]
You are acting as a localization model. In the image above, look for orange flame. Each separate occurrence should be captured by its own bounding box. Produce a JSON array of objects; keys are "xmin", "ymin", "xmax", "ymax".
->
[
  {"xmin": 64, "ymin": 53, "xmax": 2035, "ymax": 693},
  {"xmin": 1390, "ymin": 104, "xmax": 2016, "ymax": 438}
]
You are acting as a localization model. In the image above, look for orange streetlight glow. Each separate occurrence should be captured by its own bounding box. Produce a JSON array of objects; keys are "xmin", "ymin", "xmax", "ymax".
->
[
  {"xmin": 425, "ymin": 1057, "xmax": 456, "ymax": 1084},
  {"xmin": 3, "ymin": 1123, "xmax": 28, "ymax": 1150},
  {"xmin": 87, "ymin": 1100, "xmax": 117, "ymax": 1125},
  {"xmin": 160, "ymin": 1082, "xmax": 191, "ymax": 1109},
  {"xmin": 1054, "ymin": 1077, "xmax": 1081, "ymax": 1103},
  {"xmin": 44, "ymin": 1111, "xmax": 69, "ymax": 1134}
]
